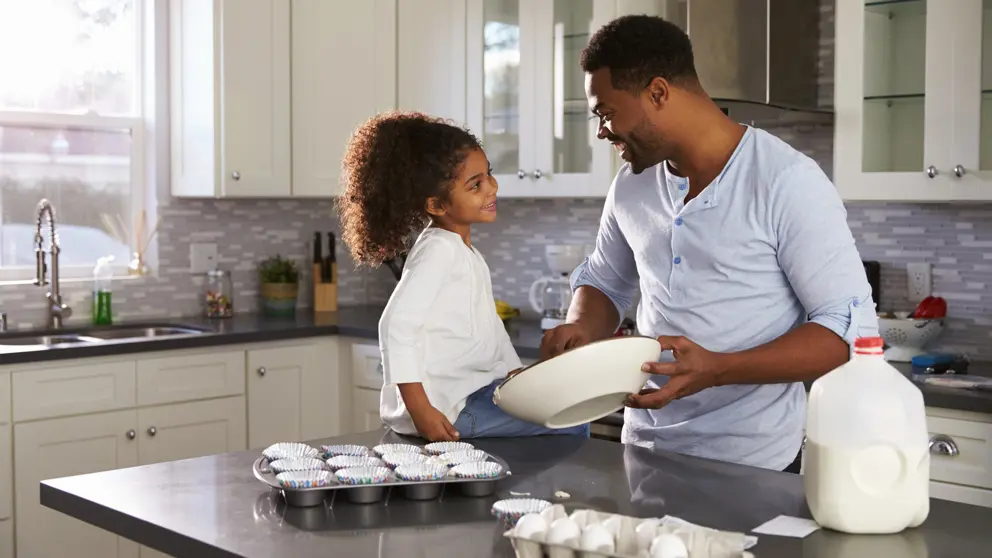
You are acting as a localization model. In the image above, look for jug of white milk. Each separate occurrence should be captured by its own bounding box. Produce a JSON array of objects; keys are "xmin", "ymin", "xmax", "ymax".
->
[{"xmin": 804, "ymin": 336, "xmax": 930, "ymax": 534}]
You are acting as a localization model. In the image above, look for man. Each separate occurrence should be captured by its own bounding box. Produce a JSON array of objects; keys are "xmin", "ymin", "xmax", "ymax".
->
[{"xmin": 540, "ymin": 15, "xmax": 878, "ymax": 473}]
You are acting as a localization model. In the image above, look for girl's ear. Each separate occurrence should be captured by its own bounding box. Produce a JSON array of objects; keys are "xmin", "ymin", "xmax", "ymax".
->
[{"xmin": 426, "ymin": 197, "xmax": 446, "ymax": 217}]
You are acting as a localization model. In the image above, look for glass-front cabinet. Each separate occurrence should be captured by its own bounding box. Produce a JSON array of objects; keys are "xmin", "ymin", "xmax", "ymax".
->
[
  {"xmin": 466, "ymin": 0, "xmax": 616, "ymax": 197},
  {"xmin": 835, "ymin": 0, "xmax": 992, "ymax": 200}
]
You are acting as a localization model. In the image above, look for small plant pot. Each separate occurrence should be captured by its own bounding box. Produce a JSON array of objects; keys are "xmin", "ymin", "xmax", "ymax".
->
[{"xmin": 261, "ymin": 283, "xmax": 299, "ymax": 316}]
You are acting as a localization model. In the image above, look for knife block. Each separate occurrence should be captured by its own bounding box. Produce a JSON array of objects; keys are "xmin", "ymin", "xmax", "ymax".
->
[{"xmin": 313, "ymin": 262, "xmax": 338, "ymax": 312}]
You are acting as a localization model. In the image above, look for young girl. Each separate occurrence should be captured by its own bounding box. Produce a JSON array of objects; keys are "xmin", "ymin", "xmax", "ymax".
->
[{"xmin": 338, "ymin": 111, "xmax": 589, "ymax": 442}]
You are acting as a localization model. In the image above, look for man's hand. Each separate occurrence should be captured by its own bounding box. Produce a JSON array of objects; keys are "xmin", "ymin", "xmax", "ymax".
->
[
  {"xmin": 625, "ymin": 335, "xmax": 729, "ymax": 409},
  {"xmin": 539, "ymin": 323, "xmax": 592, "ymax": 360},
  {"xmin": 410, "ymin": 406, "xmax": 460, "ymax": 442}
]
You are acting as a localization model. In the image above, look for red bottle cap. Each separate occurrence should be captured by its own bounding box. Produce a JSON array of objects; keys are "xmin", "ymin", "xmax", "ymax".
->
[{"xmin": 854, "ymin": 337, "xmax": 884, "ymax": 354}]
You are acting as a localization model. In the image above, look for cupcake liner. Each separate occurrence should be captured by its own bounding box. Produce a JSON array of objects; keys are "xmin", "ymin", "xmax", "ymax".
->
[
  {"xmin": 451, "ymin": 461, "xmax": 503, "ymax": 479},
  {"xmin": 335, "ymin": 466, "xmax": 393, "ymax": 485},
  {"xmin": 320, "ymin": 444, "xmax": 372, "ymax": 459},
  {"xmin": 275, "ymin": 469, "xmax": 335, "ymax": 489},
  {"xmin": 394, "ymin": 463, "xmax": 451, "ymax": 481},
  {"xmin": 268, "ymin": 457, "xmax": 329, "ymax": 474},
  {"xmin": 325, "ymin": 455, "xmax": 385, "ymax": 471},
  {"xmin": 372, "ymin": 443, "xmax": 424, "ymax": 457},
  {"xmin": 437, "ymin": 449, "xmax": 489, "ymax": 466},
  {"xmin": 262, "ymin": 442, "xmax": 319, "ymax": 461},
  {"xmin": 424, "ymin": 441, "xmax": 475, "ymax": 455},
  {"xmin": 381, "ymin": 452, "xmax": 431, "ymax": 469},
  {"xmin": 492, "ymin": 498, "xmax": 553, "ymax": 525}
]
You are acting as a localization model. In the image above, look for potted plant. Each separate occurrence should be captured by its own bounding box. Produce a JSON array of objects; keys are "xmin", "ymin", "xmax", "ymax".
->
[{"xmin": 259, "ymin": 255, "xmax": 300, "ymax": 316}]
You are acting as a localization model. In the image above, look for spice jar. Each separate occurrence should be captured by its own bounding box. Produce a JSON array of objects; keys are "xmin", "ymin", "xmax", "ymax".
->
[{"xmin": 204, "ymin": 269, "xmax": 234, "ymax": 318}]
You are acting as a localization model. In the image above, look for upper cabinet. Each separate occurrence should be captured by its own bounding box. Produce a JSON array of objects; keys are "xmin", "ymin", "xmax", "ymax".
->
[
  {"xmin": 467, "ymin": 0, "xmax": 616, "ymax": 197},
  {"xmin": 170, "ymin": 0, "xmax": 397, "ymax": 198},
  {"xmin": 835, "ymin": 0, "xmax": 992, "ymax": 201}
]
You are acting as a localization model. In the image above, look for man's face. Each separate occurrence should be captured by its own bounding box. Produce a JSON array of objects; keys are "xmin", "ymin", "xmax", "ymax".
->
[{"xmin": 585, "ymin": 68, "xmax": 667, "ymax": 174}]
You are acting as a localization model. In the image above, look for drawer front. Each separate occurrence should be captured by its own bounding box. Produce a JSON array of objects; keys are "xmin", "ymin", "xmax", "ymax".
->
[
  {"xmin": 137, "ymin": 350, "xmax": 245, "ymax": 406},
  {"xmin": 927, "ymin": 415, "xmax": 992, "ymax": 489},
  {"xmin": 12, "ymin": 361, "xmax": 136, "ymax": 421},
  {"xmin": 0, "ymin": 372, "xmax": 8, "ymax": 425},
  {"xmin": 351, "ymin": 343, "xmax": 383, "ymax": 390}
]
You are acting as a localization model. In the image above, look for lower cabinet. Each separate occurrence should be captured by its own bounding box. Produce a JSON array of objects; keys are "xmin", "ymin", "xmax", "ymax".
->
[
  {"xmin": 13, "ymin": 398, "xmax": 246, "ymax": 558},
  {"xmin": 3, "ymin": 336, "xmax": 342, "ymax": 558},
  {"xmin": 352, "ymin": 388, "xmax": 383, "ymax": 432}
]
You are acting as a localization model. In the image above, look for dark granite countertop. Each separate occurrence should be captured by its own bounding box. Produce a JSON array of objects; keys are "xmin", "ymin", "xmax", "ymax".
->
[
  {"xmin": 40, "ymin": 430, "xmax": 992, "ymax": 558},
  {"xmin": 2, "ymin": 305, "xmax": 989, "ymax": 414}
]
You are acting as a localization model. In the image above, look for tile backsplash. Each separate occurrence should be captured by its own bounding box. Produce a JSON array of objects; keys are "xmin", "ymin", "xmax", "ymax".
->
[{"xmin": 1, "ymin": 0, "xmax": 990, "ymax": 359}]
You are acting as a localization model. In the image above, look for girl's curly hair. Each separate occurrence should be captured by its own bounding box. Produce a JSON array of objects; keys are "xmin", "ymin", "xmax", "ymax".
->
[{"xmin": 337, "ymin": 111, "xmax": 482, "ymax": 267}]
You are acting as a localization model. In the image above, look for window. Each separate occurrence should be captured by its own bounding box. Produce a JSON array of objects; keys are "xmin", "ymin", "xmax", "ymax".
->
[{"xmin": 0, "ymin": 0, "xmax": 145, "ymax": 280}]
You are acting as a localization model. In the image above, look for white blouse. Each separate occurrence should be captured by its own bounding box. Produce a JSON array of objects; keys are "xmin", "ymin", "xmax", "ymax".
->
[{"xmin": 378, "ymin": 227, "xmax": 522, "ymax": 435}]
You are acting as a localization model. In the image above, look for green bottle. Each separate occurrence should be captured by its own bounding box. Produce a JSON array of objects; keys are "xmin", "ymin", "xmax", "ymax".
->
[{"xmin": 93, "ymin": 256, "xmax": 114, "ymax": 325}]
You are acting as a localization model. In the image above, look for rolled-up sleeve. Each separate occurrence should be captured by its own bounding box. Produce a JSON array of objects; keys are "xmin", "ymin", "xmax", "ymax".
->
[
  {"xmin": 570, "ymin": 180, "xmax": 640, "ymax": 328},
  {"xmin": 378, "ymin": 238, "xmax": 454, "ymax": 385},
  {"xmin": 771, "ymin": 161, "xmax": 879, "ymax": 346}
]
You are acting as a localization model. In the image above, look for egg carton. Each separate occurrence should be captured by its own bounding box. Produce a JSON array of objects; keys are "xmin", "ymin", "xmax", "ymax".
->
[
  {"xmin": 502, "ymin": 504, "xmax": 757, "ymax": 558},
  {"xmin": 254, "ymin": 441, "xmax": 511, "ymax": 507}
]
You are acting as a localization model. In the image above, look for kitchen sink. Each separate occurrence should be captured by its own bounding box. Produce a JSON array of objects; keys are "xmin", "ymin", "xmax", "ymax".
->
[
  {"xmin": 0, "ymin": 324, "xmax": 211, "ymax": 348},
  {"xmin": 82, "ymin": 326, "xmax": 208, "ymax": 340}
]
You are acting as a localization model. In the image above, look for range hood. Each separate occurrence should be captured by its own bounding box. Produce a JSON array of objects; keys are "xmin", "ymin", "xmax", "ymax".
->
[{"xmin": 627, "ymin": 0, "xmax": 832, "ymax": 124}]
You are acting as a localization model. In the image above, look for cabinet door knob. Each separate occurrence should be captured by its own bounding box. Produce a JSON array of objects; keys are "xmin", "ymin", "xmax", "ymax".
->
[
  {"xmin": 232, "ymin": 171, "xmax": 241, "ymax": 181},
  {"xmin": 532, "ymin": 169, "xmax": 543, "ymax": 179},
  {"xmin": 517, "ymin": 169, "xmax": 526, "ymax": 179},
  {"xmin": 258, "ymin": 366, "xmax": 266, "ymax": 376},
  {"xmin": 954, "ymin": 164, "xmax": 966, "ymax": 178},
  {"xmin": 126, "ymin": 429, "xmax": 136, "ymax": 440},
  {"xmin": 148, "ymin": 426, "xmax": 157, "ymax": 437},
  {"xmin": 929, "ymin": 434, "xmax": 958, "ymax": 456},
  {"xmin": 926, "ymin": 166, "xmax": 938, "ymax": 178}
]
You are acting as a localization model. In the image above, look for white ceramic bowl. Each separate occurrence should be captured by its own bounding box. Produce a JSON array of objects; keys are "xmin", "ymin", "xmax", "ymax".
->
[
  {"xmin": 878, "ymin": 317, "xmax": 946, "ymax": 361},
  {"xmin": 494, "ymin": 336, "xmax": 660, "ymax": 428}
]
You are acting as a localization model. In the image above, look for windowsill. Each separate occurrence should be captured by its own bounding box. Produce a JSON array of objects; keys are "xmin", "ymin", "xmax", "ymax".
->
[{"xmin": 0, "ymin": 273, "xmax": 154, "ymax": 287}]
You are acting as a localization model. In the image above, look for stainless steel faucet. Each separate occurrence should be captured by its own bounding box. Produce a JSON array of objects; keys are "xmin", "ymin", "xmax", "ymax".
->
[{"xmin": 34, "ymin": 199, "xmax": 72, "ymax": 329}]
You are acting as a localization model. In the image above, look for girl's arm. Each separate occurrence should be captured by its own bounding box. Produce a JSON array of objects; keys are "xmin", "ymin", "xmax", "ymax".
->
[{"xmin": 398, "ymin": 383, "xmax": 460, "ymax": 441}]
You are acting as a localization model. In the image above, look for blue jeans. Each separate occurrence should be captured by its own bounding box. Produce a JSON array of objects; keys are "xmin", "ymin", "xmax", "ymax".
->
[{"xmin": 453, "ymin": 380, "xmax": 590, "ymax": 438}]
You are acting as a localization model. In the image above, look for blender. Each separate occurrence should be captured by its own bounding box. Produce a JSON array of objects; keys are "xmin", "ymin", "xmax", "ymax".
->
[{"xmin": 528, "ymin": 245, "xmax": 586, "ymax": 331}]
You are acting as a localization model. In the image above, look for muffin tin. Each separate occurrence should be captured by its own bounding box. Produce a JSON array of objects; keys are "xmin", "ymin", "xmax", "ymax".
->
[{"xmin": 254, "ymin": 441, "xmax": 512, "ymax": 507}]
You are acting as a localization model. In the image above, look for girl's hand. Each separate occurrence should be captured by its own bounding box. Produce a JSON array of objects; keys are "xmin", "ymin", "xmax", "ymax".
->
[{"xmin": 411, "ymin": 406, "xmax": 461, "ymax": 441}]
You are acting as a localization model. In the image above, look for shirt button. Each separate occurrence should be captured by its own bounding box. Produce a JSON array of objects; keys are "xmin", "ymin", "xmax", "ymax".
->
[
  {"xmin": 679, "ymin": 184, "xmax": 687, "ymax": 191},
  {"xmin": 674, "ymin": 217, "xmax": 683, "ymax": 226},
  {"xmin": 673, "ymin": 256, "xmax": 682, "ymax": 265},
  {"xmin": 852, "ymin": 298, "xmax": 860, "ymax": 307}
]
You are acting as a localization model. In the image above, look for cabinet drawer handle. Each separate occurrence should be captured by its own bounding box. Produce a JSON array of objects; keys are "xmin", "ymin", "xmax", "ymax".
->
[
  {"xmin": 126, "ymin": 429, "xmax": 136, "ymax": 440},
  {"xmin": 232, "ymin": 171, "xmax": 241, "ymax": 181},
  {"xmin": 148, "ymin": 426, "xmax": 157, "ymax": 437},
  {"xmin": 954, "ymin": 164, "xmax": 966, "ymax": 178},
  {"xmin": 929, "ymin": 434, "xmax": 958, "ymax": 456},
  {"xmin": 258, "ymin": 366, "xmax": 266, "ymax": 376},
  {"xmin": 926, "ymin": 166, "xmax": 938, "ymax": 178},
  {"xmin": 517, "ymin": 169, "xmax": 526, "ymax": 179},
  {"xmin": 532, "ymin": 169, "xmax": 543, "ymax": 179}
]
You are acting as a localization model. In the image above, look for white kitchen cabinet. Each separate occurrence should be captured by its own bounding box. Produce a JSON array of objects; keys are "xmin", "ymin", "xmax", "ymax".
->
[
  {"xmin": 0, "ymin": 518, "xmax": 11, "ymax": 558},
  {"xmin": 292, "ymin": 0, "xmax": 397, "ymax": 197},
  {"xmin": 924, "ymin": 407, "xmax": 992, "ymax": 509},
  {"xmin": 170, "ymin": 0, "xmax": 292, "ymax": 198},
  {"xmin": 352, "ymin": 388, "xmax": 385, "ymax": 432},
  {"xmin": 136, "ymin": 397, "xmax": 246, "ymax": 466},
  {"xmin": 14, "ymin": 410, "xmax": 141, "ymax": 558},
  {"xmin": 834, "ymin": 0, "xmax": 992, "ymax": 201},
  {"xmin": 466, "ymin": 0, "xmax": 615, "ymax": 197},
  {"xmin": 247, "ymin": 340, "xmax": 344, "ymax": 449}
]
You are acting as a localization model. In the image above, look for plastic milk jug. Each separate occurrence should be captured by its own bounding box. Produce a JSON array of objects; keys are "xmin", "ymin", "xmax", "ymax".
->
[{"xmin": 804, "ymin": 336, "xmax": 930, "ymax": 534}]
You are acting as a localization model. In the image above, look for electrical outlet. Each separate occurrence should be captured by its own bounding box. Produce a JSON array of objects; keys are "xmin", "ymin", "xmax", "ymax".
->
[
  {"xmin": 190, "ymin": 243, "xmax": 218, "ymax": 273},
  {"xmin": 907, "ymin": 262, "xmax": 932, "ymax": 303}
]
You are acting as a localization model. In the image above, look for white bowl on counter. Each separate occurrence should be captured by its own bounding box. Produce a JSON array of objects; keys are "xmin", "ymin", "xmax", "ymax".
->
[
  {"xmin": 877, "ymin": 316, "xmax": 946, "ymax": 362},
  {"xmin": 493, "ymin": 336, "xmax": 661, "ymax": 428}
]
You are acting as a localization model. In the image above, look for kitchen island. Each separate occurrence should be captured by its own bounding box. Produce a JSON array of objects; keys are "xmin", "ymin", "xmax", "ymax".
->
[{"xmin": 40, "ymin": 430, "xmax": 992, "ymax": 557}]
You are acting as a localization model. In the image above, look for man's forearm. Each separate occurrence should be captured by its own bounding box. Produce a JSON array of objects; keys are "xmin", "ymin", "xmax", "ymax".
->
[
  {"xmin": 715, "ymin": 323, "xmax": 849, "ymax": 385},
  {"xmin": 566, "ymin": 285, "xmax": 621, "ymax": 341}
]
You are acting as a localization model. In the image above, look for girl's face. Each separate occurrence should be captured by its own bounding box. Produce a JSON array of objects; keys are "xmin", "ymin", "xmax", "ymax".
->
[{"xmin": 430, "ymin": 148, "xmax": 499, "ymax": 227}]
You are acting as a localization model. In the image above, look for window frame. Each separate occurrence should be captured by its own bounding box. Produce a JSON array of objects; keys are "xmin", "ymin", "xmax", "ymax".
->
[{"xmin": 0, "ymin": 0, "xmax": 148, "ymax": 283}]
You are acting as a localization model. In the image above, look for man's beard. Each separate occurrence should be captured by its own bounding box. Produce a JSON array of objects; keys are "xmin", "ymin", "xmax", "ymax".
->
[{"xmin": 616, "ymin": 119, "xmax": 666, "ymax": 174}]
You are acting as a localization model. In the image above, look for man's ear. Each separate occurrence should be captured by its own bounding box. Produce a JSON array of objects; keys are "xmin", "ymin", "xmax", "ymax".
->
[
  {"xmin": 645, "ymin": 76, "xmax": 670, "ymax": 110},
  {"xmin": 426, "ymin": 197, "xmax": 446, "ymax": 217}
]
